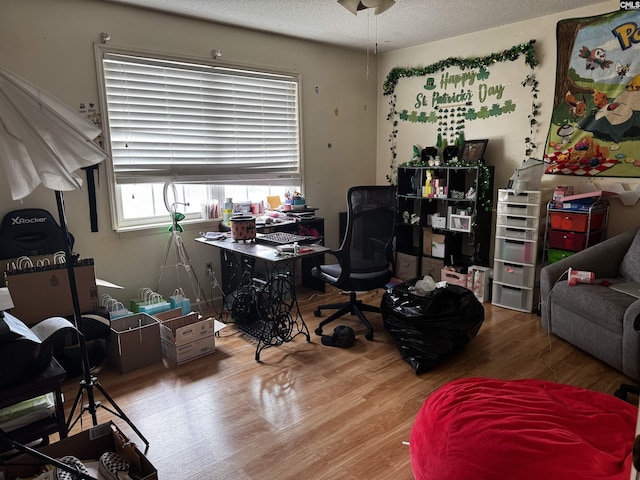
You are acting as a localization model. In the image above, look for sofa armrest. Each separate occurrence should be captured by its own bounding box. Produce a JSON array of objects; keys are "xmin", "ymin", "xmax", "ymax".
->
[{"xmin": 540, "ymin": 228, "xmax": 638, "ymax": 328}]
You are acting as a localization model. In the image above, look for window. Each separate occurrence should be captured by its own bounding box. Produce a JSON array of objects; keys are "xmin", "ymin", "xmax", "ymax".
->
[{"xmin": 95, "ymin": 46, "xmax": 301, "ymax": 230}]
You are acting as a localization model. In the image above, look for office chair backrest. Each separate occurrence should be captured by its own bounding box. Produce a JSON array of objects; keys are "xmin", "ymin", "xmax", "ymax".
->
[{"xmin": 341, "ymin": 185, "xmax": 396, "ymax": 274}]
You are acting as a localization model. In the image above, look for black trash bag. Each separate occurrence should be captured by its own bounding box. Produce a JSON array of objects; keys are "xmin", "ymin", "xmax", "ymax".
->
[{"xmin": 381, "ymin": 281, "xmax": 484, "ymax": 374}]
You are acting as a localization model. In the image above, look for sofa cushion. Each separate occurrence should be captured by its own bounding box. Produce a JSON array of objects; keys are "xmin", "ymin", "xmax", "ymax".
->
[
  {"xmin": 620, "ymin": 229, "xmax": 640, "ymax": 282},
  {"xmin": 550, "ymin": 282, "xmax": 635, "ymax": 335}
]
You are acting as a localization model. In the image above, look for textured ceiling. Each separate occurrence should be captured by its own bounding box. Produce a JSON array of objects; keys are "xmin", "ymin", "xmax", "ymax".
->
[{"xmin": 103, "ymin": 0, "xmax": 606, "ymax": 53}]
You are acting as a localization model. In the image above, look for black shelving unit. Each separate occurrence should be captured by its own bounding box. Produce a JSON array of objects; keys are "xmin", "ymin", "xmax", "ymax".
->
[{"xmin": 395, "ymin": 165, "xmax": 494, "ymax": 280}]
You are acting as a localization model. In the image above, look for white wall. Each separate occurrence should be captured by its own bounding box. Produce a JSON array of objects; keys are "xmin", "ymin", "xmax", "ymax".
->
[
  {"xmin": 376, "ymin": 0, "xmax": 639, "ymax": 237},
  {"xmin": 0, "ymin": 0, "xmax": 378, "ymax": 305}
]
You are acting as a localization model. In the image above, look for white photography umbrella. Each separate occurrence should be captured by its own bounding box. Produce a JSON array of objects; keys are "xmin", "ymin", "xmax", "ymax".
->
[
  {"xmin": 0, "ymin": 66, "xmax": 148, "ymax": 451},
  {"xmin": 0, "ymin": 66, "xmax": 106, "ymax": 200}
]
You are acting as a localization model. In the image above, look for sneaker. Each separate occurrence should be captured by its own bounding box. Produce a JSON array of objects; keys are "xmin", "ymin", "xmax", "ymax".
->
[
  {"xmin": 99, "ymin": 452, "xmax": 137, "ymax": 480},
  {"xmin": 56, "ymin": 456, "xmax": 89, "ymax": 480}
]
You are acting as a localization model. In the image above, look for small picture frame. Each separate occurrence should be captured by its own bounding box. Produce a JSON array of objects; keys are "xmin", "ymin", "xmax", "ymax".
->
[{"xmin": 460, "ymin": 139, "xmax": 488, "ymax": 163}]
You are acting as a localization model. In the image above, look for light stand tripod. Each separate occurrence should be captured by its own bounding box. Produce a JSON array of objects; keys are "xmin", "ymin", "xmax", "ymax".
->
[
  {"xmin": 156, "ymin": 202, "xmax": 208, "ymax": 314},
  {"xmin": 55, "ymin": 191, "xmax": 149, "ymax": 447}
]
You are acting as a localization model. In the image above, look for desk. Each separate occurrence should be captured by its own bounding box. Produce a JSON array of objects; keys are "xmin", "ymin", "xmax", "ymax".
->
[
  {"xmin": 219, "ymin": 216, "xmax": 325, "ymax": 291},
  {"xmin": 0, "ymin": 358, "xmax": 67, "ymax": 448},
  {"xmin": 195, "ymin": 236, "xmax": 330, "ymax": 361}
]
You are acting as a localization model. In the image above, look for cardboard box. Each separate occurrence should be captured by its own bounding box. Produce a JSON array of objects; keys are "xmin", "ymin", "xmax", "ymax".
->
[
  {"xmin": 4, "ymin": 261, "xmax": 99, "ymax": 325},
  {"xmin": 395, "ymin": 252, "xmax": 419, "ymax": 280},
  {"xmin": 162, "ymin": 335, "xmax": 216, "ymax": 365},
  {"xmin": 422, "ymin": 228, "xmax": 433, "ymax": 256},
  {"xmin": 421, "ymin": 257, "xmax": 444, "ymax": 282},
  {"xmin": 107, "ymin": 313, "xmax": 162, "ymax": 373},
  {"xmin": 159, "ymin": 312, "xmax": 215, "ymax": 365},
  {"xmin": 0, "ymin": 421, "xmax": 157, "ymax": 479},
  {"xmin": 431, "ymin": 234, "xmax": 445, "ymax": 258},
  {"xmin": 159, "ymin": 312, "xmax": 215, "ymax": 346}
]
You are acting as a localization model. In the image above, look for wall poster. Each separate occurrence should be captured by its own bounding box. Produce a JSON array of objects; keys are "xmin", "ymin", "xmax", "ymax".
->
[{"xmin": 544, "ymin": 9, "xmax": 640, "ymax": 177}]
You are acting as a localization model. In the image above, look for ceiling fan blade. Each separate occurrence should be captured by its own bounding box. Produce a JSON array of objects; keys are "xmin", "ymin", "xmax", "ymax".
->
[
  {"xmin": 337, "ymin": 0, "xmax": 362, "ymax": 15},
  {"xmin": 374, "ymin": 0, "xmax": 395, "ymax": 15}
]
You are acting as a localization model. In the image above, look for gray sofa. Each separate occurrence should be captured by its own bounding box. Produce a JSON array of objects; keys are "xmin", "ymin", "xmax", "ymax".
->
[{"xmin": 540, "ymin": 227, "xmax": 640, "ymax": 381}]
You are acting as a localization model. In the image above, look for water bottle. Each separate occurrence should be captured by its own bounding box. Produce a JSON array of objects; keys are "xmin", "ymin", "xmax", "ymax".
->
[{"xmin": 223, "ymin": 198, "xmax": 233, "ymax": 226}]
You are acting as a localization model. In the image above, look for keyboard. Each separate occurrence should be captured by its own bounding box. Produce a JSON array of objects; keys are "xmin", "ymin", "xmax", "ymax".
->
[{"xmin": 256, "ymin": 232, "xmax": 317, "ymax": 245}]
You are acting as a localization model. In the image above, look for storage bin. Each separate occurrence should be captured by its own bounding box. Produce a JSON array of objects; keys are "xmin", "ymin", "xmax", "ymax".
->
[
  {"xmin": 493, "ymin": 284, "xmax": 533, "ymax": 312},
  {"xmin": 496, "ymin": 238, "xmax": 534, "ymax": 264},
  {"xmin": 468, "ymin": 265, "xmax": 492, "ymax": 302},
  {"xmin": 497, "ymin": 214, "xmax": 538, "ymax": 229},
  {"xmin": 498, "ymin": 190, "xmax": 542, "ymax": 204},
  {"xmin": 549, "ymin": 210, "xmax": 606, "ymax": 232},
  {"xmin": 548, "ymin": 230, "xmax": 603, "ymax": 252},
  {"xmin": 495, "ymin": 225, "xmax": 537, "ymax": 241},
  {"xmin": 396, "ymin": 252, "xmax": 419, "ymax": 280},
  {"xmin": 421, "ymin": 257, "xmax": 444, "ymax": 282},
  {"xmin": 441, "ymin": 269, "xmax": 469, "ymax": 288},
  {"xmin": 493, "ymin": 261, "xmax": 535, "ymax": 287},
  {"xmin": 497, "ymin": 203, "xmax": 541, "ymax": 217},
  {"xmin": 546, "ymin": 248, "xmax": 574, "ymax": 264}
]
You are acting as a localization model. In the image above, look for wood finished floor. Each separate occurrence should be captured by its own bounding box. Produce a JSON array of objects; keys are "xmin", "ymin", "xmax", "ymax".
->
[{"xmin": 58, "ymin": 286, "xmax": 633, "ymax": 480}]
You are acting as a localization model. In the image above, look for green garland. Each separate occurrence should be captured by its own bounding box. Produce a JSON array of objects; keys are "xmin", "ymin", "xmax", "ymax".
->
[
  {"xmin": 382, "ymin": 40, "xmax": 538, "ymax": 96},
  {"xmin": 384, "ymin": 40, "xmax": 540, "ymax": 194}
]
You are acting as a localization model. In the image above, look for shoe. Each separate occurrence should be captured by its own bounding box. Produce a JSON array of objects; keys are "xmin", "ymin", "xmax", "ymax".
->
[
  {"xmin": 56, "ymin": 455, "xmax": 89, "ymax": 480},
  {"xmin": 99, "ymin": 452, "xmax": 138, "ymax": 480}
]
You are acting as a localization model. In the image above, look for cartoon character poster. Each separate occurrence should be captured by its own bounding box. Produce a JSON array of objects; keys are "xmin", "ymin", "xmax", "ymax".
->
[{"xmin": 545, "ymin": 9, "xmax": 640, "ymax": 177}]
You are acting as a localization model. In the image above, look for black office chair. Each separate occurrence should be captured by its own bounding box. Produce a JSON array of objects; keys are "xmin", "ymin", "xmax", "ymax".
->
[{"xmin": 312, "ymin": 185, "xmax": 396, "ymax": 340}]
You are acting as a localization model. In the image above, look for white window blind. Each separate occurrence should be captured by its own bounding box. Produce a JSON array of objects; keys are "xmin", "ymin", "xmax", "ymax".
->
[{"xmin": 101, "ymin": 52, "xmax": 301, "ymax": 186}]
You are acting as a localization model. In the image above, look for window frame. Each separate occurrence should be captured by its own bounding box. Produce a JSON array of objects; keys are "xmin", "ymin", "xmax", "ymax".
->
[{"xmin": 93, "ymin": 44, "xmax": 304, "ymax": 231}]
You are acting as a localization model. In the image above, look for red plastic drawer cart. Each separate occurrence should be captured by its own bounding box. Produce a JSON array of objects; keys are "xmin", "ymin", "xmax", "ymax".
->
[{"xmin": 543, "ymin": 191, "xmax": 609, "ymax": 263}]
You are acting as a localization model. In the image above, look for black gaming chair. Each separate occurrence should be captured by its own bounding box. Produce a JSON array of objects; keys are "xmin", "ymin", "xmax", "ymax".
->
[{"xmin": 312, "ymin": 185, "xmax": 396, "ymax": 340}]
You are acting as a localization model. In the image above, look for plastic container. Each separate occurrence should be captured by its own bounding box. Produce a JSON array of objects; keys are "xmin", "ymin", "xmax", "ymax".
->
[{"xmin": 223, "ymin": 197, "xmax": 233, "ymax": 226}]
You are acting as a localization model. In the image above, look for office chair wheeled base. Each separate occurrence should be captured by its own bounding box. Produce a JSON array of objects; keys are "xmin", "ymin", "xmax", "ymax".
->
[{"xmin": 314, "ymin": 291, "xmax": 377, "ymax": 341}]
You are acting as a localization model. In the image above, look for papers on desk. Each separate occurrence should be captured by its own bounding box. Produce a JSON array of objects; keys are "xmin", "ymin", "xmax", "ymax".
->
[{"xmin": 200, "ymin": 232, "xmax": 227, "ymax": 241}]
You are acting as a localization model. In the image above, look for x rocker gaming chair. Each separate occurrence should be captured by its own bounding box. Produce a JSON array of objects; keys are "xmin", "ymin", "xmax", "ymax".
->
[{"xmin": 312, "ymin": 185, "xmax": 396, "ymax": 340}]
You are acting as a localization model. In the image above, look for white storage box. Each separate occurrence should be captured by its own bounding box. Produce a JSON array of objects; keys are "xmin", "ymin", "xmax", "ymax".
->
[
  {"xmin": 496, "ymin": 203, "xmax": 541, "ymax": 217},
  {"xmin": 498, "ymin": 190, "xmax": 542, "ymax": 204},
  {"xmin": 493, "ymin": 262, "xmax": 535, "ymax": 287},
  {"xmin": 431, "ymin": 215, "xmax": 447, "ymax": 229},
  {"xmin": 495, "ymin": 225, "xmax": 538, "ymax": 241},
  {"xmin": 468, "ymin": 265, "xmax": 492, "ymax": 302},
  {"xmin": 493, "ymin": 284, "xmax": 533, "ymax": 311},
  {"xmin": 497, "ymin": 215, "xmax": 539, "ymax": 229},
  {"xmin": 496, "ymin": 238, "xmax": 534, "ymax": 264},
  {"xmin": 432, "ymin": 238, "xmax": 445, "ymax": 258}
]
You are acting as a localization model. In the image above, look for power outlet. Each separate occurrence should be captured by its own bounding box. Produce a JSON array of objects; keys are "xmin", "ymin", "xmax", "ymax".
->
[{"xmin": 205, "ymin": 262, "xmax": 214, "ymax": 277}]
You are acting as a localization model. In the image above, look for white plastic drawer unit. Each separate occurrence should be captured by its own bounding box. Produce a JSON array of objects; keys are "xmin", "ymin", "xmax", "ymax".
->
[
  {"xmin": 497, "ymin": 190, "xmax": 542, "ymax": 205},
  {"xmin": 496, "ymin": 214, "xmax": 539, "ymax": 229},
  {"xmin": 493, "ymin": 261, "xmax": 535, "ymax": 288},
  {"xmin": 496, "ymin": 202, "xmax": 541, "ymax": 217},
  {"xmin": 495, "ymin": 225, "xmax": 538, "ymax": 241},
  {"xmin": 495, "ymin": 238, "xmax": 535, "ymax": 264},
  {"xmin": 493, "ymin": 283, "xmax": 533, "ymax": 312}
]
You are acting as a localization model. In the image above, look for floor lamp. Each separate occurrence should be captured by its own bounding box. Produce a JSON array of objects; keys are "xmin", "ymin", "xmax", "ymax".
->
[{"xmin": 55, "ymin": 191, "xmax": 149, "ymax": 447}]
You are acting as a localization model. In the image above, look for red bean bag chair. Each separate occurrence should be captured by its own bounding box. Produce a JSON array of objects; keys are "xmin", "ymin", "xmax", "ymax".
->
[{"xmin": 410, "ymin": 377, "xmax": 637, "ymax": 480}]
